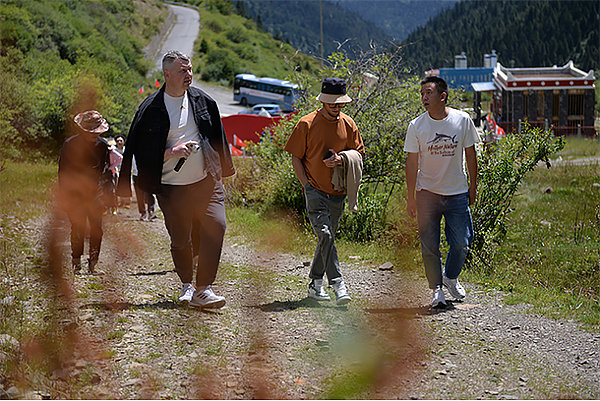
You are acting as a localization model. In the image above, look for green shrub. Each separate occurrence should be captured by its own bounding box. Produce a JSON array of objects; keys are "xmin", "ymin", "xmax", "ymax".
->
[
  {"xmin": 338, "ymin": 192, "xmax": 387, "ymax": 242},
  {"xmin": 468, "ymin": 123, "xmax": 565, "ymax": 270},
  {"xmin": 200, "ymin": 48, "xmax": 238, "ymax": 84},
  {"xmin": 0, "ymin": 0, "xmax": 166, "ymax": 160}
]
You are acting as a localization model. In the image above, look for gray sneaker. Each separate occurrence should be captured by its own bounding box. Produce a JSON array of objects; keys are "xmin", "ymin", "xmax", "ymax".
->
[
  {"xmin": 432, "ymin": 286, "xmax": 447, "ymax": 308},
  {"xmin": 178, "ymin": 283, "xmax": 195, "ymax": 303},
  {"xmin": 190, "ymin": 286, "xmax": 226, "ymax": 309},
  {"xmin": 443, "ymin": 275, "xmax": 466, "ymax": 300},
  {"xmin": 331, "ymin": 278, "xmax": 351, "ymax": 306},
  {"xmin": 307, "ymin": 279, "xmax": 331, "ymax": 301}
]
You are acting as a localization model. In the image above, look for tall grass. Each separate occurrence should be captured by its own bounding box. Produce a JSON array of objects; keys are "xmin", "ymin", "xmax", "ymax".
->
[{"xmin": 464, "ymin": 148, "xmax": 600, "ymax": 327}]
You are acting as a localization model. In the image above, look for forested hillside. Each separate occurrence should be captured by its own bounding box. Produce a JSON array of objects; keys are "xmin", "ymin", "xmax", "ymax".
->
[
  {"xmin": 232, "ymin": 0, "xmax": 391, "ymax": 58},
  {"xmin": 0, "ymin": 0, "xmax": 319, "ymax": 160},
  {"xmin": 0, "ymin": 0, "xmax": 169, "ymax": 159},
  {"xmin": 335, "ymin": 0, "xmax": 459, "ymax": 41},
  {"xmin": 191, "ymin": 0, "xmax": 320, "ymax": 86},
  {"xmin": 397, "ymin": 0, "xmax": 599, "ymax": 73}
]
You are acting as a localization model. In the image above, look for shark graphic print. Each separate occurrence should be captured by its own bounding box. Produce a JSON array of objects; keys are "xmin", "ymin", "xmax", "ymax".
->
[{"xmin": 426, "ymin": 132, "xmax": 458, "ymax": 157}]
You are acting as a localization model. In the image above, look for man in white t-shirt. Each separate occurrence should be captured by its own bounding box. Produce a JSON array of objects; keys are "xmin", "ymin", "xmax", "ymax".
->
[
  {"xmin": 404, "ymin": 76, "xmax": 480, "ymax": 308},
  {"xmin": 117, "ymin": 51, "xmax": 235, "ymax": 309}
]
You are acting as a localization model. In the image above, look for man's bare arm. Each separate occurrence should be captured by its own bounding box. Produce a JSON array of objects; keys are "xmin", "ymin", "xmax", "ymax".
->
[
  {"xmin": 465, "ymin": 145, "xmax": 478, "ymax": 205},
  {"xmin": 405, "ymin": 152, "xmax": 419, "ymax": 219},
  {"xmin": 291, "ymin": 155, "xmax": 309, "ymax": 187}
]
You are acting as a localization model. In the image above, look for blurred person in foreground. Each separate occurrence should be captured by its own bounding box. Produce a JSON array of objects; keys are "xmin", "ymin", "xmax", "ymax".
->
[
  {"xmin": 117, "ymin": 50, "xmax": 234, "ymax": 309},
  {"xmin": 404, "ymin": 76, "xmax": 480, "ymax": 308},
  {"xmin": 58, "ymin": 110, "xmax": 112, "ymax": 275},
  {"xmin": 284, "ymin": 77, "xmax": 364, "ymax": 306}
]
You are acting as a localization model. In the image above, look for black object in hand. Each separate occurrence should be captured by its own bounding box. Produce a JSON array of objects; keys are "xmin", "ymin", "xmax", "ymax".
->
[
  {"xmin": 174, "ymin": 157, "xmax": 186, "ymax": 172},
  {"xmin": 174, "ymin": 144, "xmax": 200, "ymax": 173},
  {"xmin": 323, "ymin": 150, "xmax": 334, "ymax": 160}
]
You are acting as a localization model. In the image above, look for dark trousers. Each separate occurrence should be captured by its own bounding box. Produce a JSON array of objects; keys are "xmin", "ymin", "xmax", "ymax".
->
[
  {"xmin": 304, "ymin": 182, "xmax": 345, "ymax": 284},
  {"xmin": 66, "ymin": 198, "xmax": 104, "ymax": 262},
  {"xmin": 133, "ymin": 175, "xmax": 156, "ymax": 214},
  {"xmin": 157, "ymin": 175, "xmax": 226, "ymax": 287}
]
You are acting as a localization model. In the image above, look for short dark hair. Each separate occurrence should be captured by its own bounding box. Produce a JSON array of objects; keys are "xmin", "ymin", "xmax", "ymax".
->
[
  {"xmin": 115, "ymin": 134, "xmax": 125, "ymax": 141},
  {"xmin": 420, "ymin": 76, "xmax": 449, "ymax": 102}
]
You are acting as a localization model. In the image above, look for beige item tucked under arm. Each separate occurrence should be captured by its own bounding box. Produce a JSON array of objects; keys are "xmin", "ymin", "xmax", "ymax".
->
[{"xmin": 331, "ymin": 149, "xmax": 363, "ymax": 212}]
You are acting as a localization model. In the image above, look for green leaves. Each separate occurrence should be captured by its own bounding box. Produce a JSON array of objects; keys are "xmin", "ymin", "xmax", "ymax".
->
[
  {"xmin": 0, "ymin": 0, "xmax": 167, "ymax": 160},
  {"xmin": 469, "ymin": 123, "xmax": 565, "ymax": 268}
]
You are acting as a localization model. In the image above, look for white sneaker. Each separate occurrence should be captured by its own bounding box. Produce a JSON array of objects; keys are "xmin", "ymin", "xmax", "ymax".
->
[
  {"xmin": 331, "ymin": 278, "xmax": 351, "ymax": 306},
  {"xmin": 443, "ymin": 275, "xmax": 466, "ymax": 300},
  {"xmin": 178, "ymin": 283, "xmax": 195, "ymax": 303},
  {"xmin": 432, "ymin": 286, "xmax": 447, "ymax": 308},
  {"xmin": 307, "ymin": 279, "xmax": 331, "ymax": 301},
  {"xmin": 190, "ymin": 286, "xmax": 226, "ymax": 309}
]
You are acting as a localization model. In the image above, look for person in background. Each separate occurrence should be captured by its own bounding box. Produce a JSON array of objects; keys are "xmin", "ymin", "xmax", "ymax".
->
[
  {"xmin": 114, "ymin": 134, "xmax": 131, "ymax": 209},
  {"xmin": 284, "ymin": 77, "xmax": 364, "ymax": 306},
  {"xmin": 132, "ymin": 155, "xmax": 157, "ymax": 221},
  {"xmin": 105, "ymin": 140, "xmax": 122, "ymax": 215},
  {"xmin": 117, "ymin": 50, "xmax": 235, "ymax": 309},
  {"xmin": 404, "ymin": 76, "xmax": 480, "ymax": 308},
  {"xmin": 58, "ymin": 110, "xmax": 111, "ymax": 275}
]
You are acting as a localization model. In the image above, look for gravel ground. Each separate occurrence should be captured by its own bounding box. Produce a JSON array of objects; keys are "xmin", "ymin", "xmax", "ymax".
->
[{"xmin": 5, "ymin": 204, "xmax": 600, "ymax": 399}]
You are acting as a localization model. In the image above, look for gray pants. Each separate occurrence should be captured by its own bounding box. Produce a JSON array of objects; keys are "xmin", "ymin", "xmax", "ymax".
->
[
  {"xmin": 157, "ymin": 175, "xmax": 226, "ymax": 288},
  {"xmin": 304, "ymin": 182, "xmax": 345, "ymax": 284}
]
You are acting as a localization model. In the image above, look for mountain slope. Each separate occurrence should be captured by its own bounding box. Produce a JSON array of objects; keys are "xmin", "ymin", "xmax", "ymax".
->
[
  {"xmin": 334, "ymin": 0, "xmax": 459, "ymax": 41},
  {"xmin": 397, "ymin": 0, "xmax": 599, "ymax": 73},
  {"xmin": 238, "ymin": 0, "xmax": 391, "ymax": 58}
]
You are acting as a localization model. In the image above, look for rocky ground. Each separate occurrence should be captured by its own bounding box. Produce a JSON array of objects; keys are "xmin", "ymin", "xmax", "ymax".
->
[{"xmin": 4, "ymin": 203, "xmax": 600, "ymax": 399}]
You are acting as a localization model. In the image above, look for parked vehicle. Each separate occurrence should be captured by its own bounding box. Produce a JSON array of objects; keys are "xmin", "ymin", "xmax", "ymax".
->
[{"xmin": 238, "ymin": 104, "xmax": 282, "ymax": 116}]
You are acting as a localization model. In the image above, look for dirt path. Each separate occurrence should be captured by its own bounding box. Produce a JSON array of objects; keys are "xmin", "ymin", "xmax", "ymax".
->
[{"xmin": 20, "ymin": 204, "xmax": 600, "ymax": 399}]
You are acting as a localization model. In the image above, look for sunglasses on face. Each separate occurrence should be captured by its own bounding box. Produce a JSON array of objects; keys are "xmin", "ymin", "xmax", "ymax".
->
[{"xmin": 327, "ymin": 103, "xmax": 345, "ymax": 109}]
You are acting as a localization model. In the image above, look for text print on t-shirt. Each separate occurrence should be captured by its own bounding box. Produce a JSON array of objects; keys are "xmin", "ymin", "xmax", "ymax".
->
[{"xmin": 427, "ymin": 133, "xmax": 458, "ymax": 157}]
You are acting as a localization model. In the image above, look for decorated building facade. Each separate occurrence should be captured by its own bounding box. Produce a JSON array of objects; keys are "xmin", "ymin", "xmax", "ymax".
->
[{"xmin": 492, "ymin": 61, "xmax": 596, "ymax": 136}]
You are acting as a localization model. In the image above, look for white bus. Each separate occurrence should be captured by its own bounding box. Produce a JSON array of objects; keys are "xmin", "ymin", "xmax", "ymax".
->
[{"xmin": 233, "ymin": 74, "xmax": 302, "ymax": 112}]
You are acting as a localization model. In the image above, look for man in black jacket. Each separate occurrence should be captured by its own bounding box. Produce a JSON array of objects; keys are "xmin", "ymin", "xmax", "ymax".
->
[{"xmin": 117, "ymin": 50, "xmax": 235, "ymax": 309}]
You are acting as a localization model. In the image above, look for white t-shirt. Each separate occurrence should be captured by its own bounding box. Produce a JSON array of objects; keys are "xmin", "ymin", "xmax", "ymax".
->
[
  {"xmin": 404, "ymin": 108, "xmax": 480, "ymax": 196},
  {"xmin": 162, "ymin": 92, "xmax": 207, "ymax": 185}
]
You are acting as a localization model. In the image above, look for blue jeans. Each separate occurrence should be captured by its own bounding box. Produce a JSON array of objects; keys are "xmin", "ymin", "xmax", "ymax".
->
[
  {"xmin": 304, "ymin": 182, "xmax": 345, "ymax": 284},
  {"xmin": 416, "ymin": 190, "xmax": 474, "ymax": 289}
]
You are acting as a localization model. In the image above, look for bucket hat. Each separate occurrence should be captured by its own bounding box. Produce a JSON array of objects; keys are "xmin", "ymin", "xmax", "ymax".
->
[
  {"xmin": 74, "ymin": 110, "xmax": 109, "ymax": 134},
  {"xmin": 316, "ymin": 77, "xmax": 352, "ymax": 104}
]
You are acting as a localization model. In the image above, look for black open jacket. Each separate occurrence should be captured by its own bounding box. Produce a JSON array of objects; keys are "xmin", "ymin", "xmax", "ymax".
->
[{"xmin": 117, "ymin": 85, "xmax": 235, "ymax": 196}]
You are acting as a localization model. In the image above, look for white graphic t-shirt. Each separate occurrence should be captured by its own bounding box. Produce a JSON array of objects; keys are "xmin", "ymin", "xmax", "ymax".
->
[
  {"xmin": 404, "ymin": 108, "xmax": 480, "ymax": 196},
  {"xmin": 162, "ymin": 92, "xmax": 206, "ymax": 185}
]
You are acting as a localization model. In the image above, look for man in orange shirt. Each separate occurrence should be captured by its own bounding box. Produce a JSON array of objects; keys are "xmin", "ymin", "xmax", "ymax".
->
[{"xmin": 284, "ymin": 78, "xmax": 364, "ymax": 305}]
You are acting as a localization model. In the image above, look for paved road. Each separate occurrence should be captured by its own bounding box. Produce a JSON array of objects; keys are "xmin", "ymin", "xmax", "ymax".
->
[{"xmin": 156, "ymin": 4, "xmax": 245, "ymax": 116}]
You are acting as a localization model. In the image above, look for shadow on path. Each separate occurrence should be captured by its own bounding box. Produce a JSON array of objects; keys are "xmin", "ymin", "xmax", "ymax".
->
[
  {"xmin": 365, "ymin": 301, "xmax": 460, "ymax": 317},
  {"xmin": 250, "ymin": 297, "xmax": 349, "ymax": 312},
  {"xmin": 128, "ymin": 270, "xmax": 173, "ymax": 277}
]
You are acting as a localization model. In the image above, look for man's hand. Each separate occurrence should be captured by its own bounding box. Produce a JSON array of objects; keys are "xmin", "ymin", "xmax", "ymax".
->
[
  {"xmin": 323, "ymin": 149, "xmax": 342, "ymax": 168},
  {"xmin": 407, "ymin": 197, "xmax": 417, "ymax": 219},
  {"xmin": 165, "ymin": 140, "xmax": 198, "ymax": 159},
  {"xmin": 291, "ymin": 155, "xmax": 309, "ymax": 189},
  {"xmin": 468, "ymin": 185, "xmax": 477, "ymax": 205}
]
